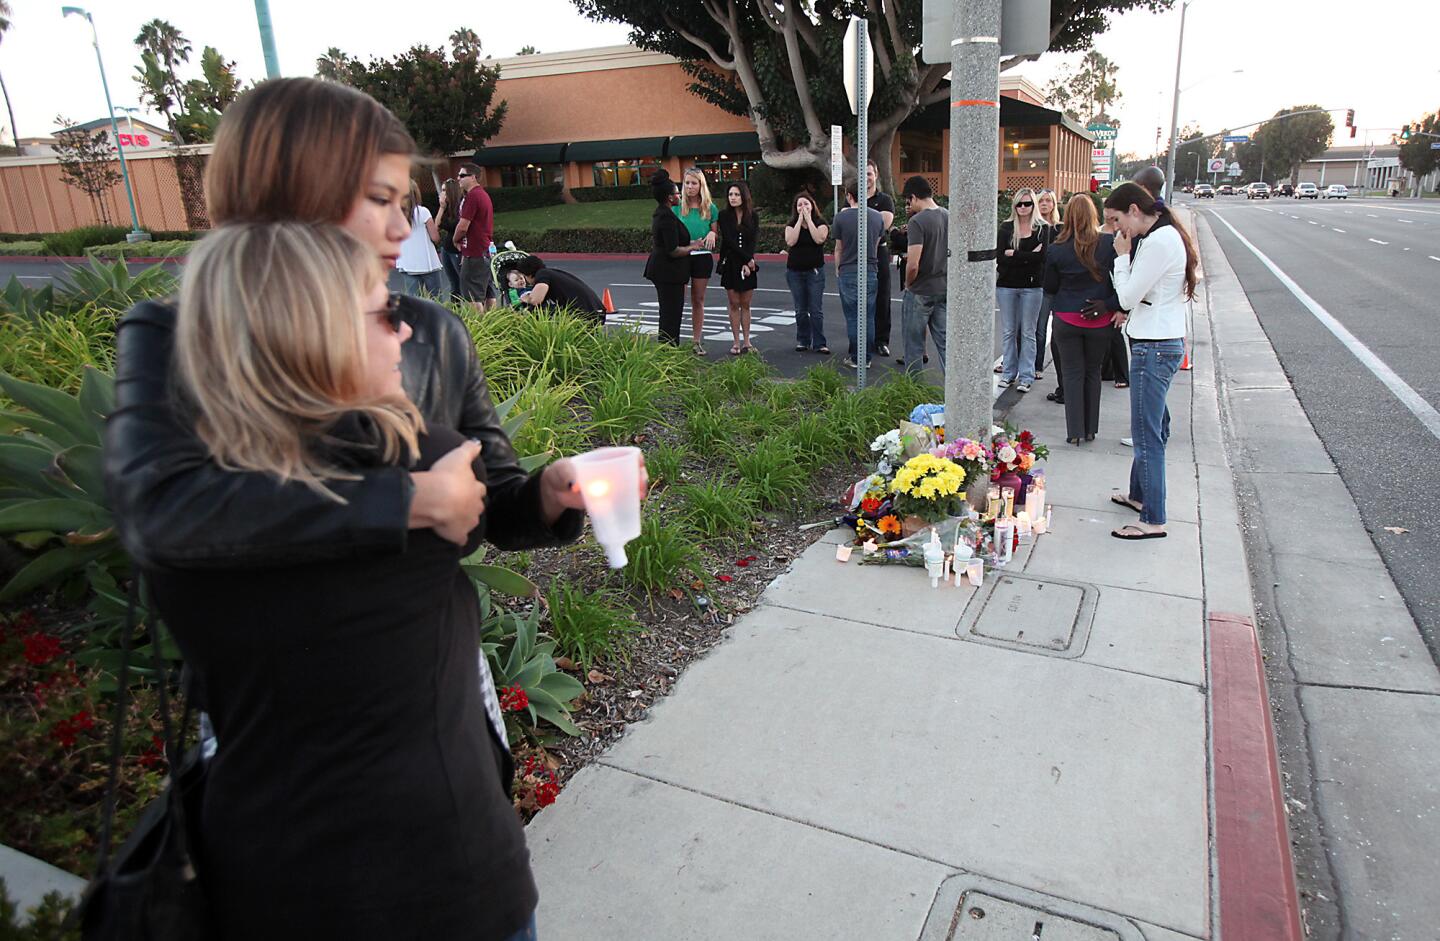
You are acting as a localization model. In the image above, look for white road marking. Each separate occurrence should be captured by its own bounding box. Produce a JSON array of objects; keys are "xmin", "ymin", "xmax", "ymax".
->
[
  {"xmin": 1397, "ymin": 219, "xmax": 1413, "ymax": 224},
  {"xmin": 1430, "ymin": 256, "xmax": 1440, "ymax": 262},
  {"xmin": 1367, "ymin": 214, "xmax": 1379, "ymax": 218},
  {"xmin": 1307, "ymin": 220, "xmax": 1319, "ymax": 225},
  {"xmin": 1211, "ymin": 211, "xmax": 1440, "ymax": 442},
  {"xmin": 1332, "ymin": 228, "xmax": 1347, "ymax": 233},
  {"xmin": 1361, "ymin": 204, "xmax": 1440, "ymax": 217},
  {"xmin": 1369, "ymin": 238, "xmax": 1389, "ymax": 245}
]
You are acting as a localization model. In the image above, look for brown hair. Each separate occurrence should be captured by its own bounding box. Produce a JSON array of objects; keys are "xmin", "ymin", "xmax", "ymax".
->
[
  {"xmin": 206, "ymin": 77, "xmax": 416, "ymax": 225},
  {"xmin": 1104, "ymin": 181, "xmax": 1199, "ymax": 300},
  {"xmin": 725, "ymin": 180, "xmax": 756, "ymax": 229},
  {"xmin": 1057, "ymin": 194, "xmax": 1102, "ymax": 281}
]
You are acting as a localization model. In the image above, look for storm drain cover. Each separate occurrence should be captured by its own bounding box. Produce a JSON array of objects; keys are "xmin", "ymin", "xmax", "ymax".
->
[
  {"xmin": 956, "ymin": 574, "xmax": 1097, "ymax": 658},
  {"xmin": 951, "ymin": 892, "xmax": 1121, "ymax": 940}
]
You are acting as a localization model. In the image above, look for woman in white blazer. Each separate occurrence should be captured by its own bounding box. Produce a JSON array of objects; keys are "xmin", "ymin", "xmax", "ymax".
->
[{"xmin": 1102, "ymin": 182, "xmax": 1199, "ymax": 540}]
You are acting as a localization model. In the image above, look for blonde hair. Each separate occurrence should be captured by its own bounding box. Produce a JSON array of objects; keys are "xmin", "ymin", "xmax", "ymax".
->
[
  {"xmin": 1036, "ymin": 189, "xmax": 1062, "ymax": 226},
  {"xmin": 1005, "ymin": 187, "xmax": 1038, "ymax": 249},
  {"xmin": 175, "ymin": 223, "xmax": 422, "ymax": 498},
  {"xmin": 682, "ymin": 167, "xmax": 713, "ymax": 220}
]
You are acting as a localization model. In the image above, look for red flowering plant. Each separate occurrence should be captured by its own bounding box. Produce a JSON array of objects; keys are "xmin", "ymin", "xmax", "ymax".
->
[
  {"xmin": 1, "ymin": 609, "xmax": 171, "ymax": 875},
  {"xmin": 989, "ymin": 424, "xmax": 1049, "ymax": 479},
  {"xmin": 511, "ymin": 747, "xmax": 564, "ymax": 817}
]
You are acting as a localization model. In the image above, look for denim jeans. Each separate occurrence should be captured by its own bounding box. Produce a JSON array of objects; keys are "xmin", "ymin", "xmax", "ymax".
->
[
  {"xmin": 838, "ymin": 265, "xmax": 878, "ymax": 362},
  {"xmin": 901, "ymin": 289, "xmax": 946, "ymax": 376},
  {"xmin": 1128, "ymin": 338, "xmax": 1185, "ymax": 525},
  {"xmin": 786, "ymin": 267, "xmax": 827, "ymax": 349},
  {"xmin": 400, "ymin": 269, "xmax": 445, "ymax": 299},
  {"xmin": 440, "ymin": 247, "xmax": 463, "ymax": 301},
  {"xmin": 1034, "ymin": 296, "xmax": 1053, "ymax": 375},
  {"xmin": 996, "ymin": 286, "xmax": 1042, "ymax": 384},
  {"xmin": 502, "ymin": 913, "xmax": 538, "ymax": 941}
]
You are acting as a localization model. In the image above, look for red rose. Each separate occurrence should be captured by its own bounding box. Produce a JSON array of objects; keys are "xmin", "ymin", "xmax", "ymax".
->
[
  {"xmin": 1019, "ymin": 430, "xmax": 1034, "ymax": 444},
  {"xmin": 23, "ymin": 633, "xmax": 63, "ymax": 666}
]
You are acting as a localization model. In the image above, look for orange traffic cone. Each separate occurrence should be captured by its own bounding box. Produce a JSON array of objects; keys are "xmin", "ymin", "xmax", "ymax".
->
[
  {"xmin": 1180, "ymin": 345, "xmax": 1192, "ymax": 371},
  {"xmin": 602, "ymin": 288, "xmax": 616, "ymax": 314}
]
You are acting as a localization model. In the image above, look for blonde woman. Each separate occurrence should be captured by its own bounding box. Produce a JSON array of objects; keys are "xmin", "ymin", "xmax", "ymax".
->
[
  {"xmin": 1032, "ymin": 188, "xmax": 1062, "ymax": 381},
  {"xmin": 994, "ymin": 187, "xmax": 1047, "ymax": 392},
  {"xmin": 673, "ymin": 167, "xmax": 719, "ymax": 355},
  {"xmin": 144, "ymin": 222, "xmax": 546, "ymax": 941}
]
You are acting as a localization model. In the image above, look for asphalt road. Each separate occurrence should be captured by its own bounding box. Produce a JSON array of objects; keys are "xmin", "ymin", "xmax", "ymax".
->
[{"xmin": 1190, "ymin": 193, "xmax": 1440, "ymax": 659}]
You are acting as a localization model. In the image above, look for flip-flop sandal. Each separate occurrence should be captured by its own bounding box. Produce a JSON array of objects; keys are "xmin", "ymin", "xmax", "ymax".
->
[
  {"xmin": 729, "ymin": 344, "xmax": 742, "ymax": 356},
  {"xmin": 1114, "ymin": 382, "xmax": 1129, "ymax": 389},
  {"xmin": 1111, "ymin": 525, "xmax": 1166, "ymax": 540},
  {"xmin": 795, "ymin": 344, "xmax": 807, "ymax": 352},
  {"xmin": 1110, "ymin": 494, "xmax": 1143, "ymax": 513}
]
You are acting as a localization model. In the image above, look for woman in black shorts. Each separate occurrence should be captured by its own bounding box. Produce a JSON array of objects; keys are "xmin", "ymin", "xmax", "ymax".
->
[
  {"xmin": 717, "ymin": 181, "xmax": 759, "ymax": 355},
  {"xmin": 674, "ymin": 168, "xmax": 718, "ymax": 355}
]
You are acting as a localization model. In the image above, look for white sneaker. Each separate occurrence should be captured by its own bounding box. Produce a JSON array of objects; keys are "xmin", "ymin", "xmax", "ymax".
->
[
  {"xmin": 1016, "ymin": 382, "xmax": 1032, "ymax": 393},
  {"xmin": 996, "ymin": 378, "xmax": 1012, "ymax": 389},
  {"xmin": 1121, "ymin": 437, "xmax": 1133, "ymax": 447}
]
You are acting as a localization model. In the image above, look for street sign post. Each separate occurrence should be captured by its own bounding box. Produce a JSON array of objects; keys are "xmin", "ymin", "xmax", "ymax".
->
[
  {"xmin": 1430, "ymin": 142, "xmax": 1440, "ymax": 150},
  {"xmin": 1223, "ymin": 135, "xmax": 1250, "ymax": 144},
  {"xmin": 844, "ymin": 17, "xmax": 871, "ymax": 388},
  {"xmin": 843, "ymin": 17, "xmax": 873, "ymax": 116},
  {"xmin": 1088, "ymin": 123, "xmax": 1116, "ymax": 184},
  {"xmin": 830, "ymin": 127, "xmax": 844, "ymax": 185}
]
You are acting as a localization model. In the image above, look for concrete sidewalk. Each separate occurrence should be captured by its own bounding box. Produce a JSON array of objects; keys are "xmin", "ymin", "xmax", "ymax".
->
[{"xmin": 528, "ymin": 292, "xmax": 1261, "ymax": 938}]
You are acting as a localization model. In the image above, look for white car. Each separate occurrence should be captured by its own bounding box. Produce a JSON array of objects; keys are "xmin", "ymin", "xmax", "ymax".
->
[
  {"xmin": 1296, "ymin": 183, "xmax": 1319, "ymax": 199},
  {"xmin": 1323, "ymin": 184, "xmax": 1349, "ymax": 200}
]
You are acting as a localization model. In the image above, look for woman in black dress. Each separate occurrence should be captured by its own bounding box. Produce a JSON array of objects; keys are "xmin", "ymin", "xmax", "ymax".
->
[
  {"xmin": 644, "ymin": 169, "xmax": 700, "ymax": 345},
  {"xmin": 717, "ymin": 181, "xmax": 759, "ymax": 355}
]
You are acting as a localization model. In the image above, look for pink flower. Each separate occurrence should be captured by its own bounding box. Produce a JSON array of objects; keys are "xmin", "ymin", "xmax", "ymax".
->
[{"xmin": 962, "ymin": 442, "xmax": 982, "ymax": 460}]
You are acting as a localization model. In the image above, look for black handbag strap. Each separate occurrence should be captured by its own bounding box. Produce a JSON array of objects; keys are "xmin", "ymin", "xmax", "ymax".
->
[{"xmin": 92, "ymin": 575, "xmax": 191, "ymax": 877}]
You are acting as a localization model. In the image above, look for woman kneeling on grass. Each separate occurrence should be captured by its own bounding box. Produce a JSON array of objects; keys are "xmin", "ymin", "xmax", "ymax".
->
[{"xmin": 148, "ymin": 223, "xmax": 541, "ymax": 940}]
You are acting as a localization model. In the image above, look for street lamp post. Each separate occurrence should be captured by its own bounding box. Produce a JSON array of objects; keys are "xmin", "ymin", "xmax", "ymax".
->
[
  {"xmin": 62, "ymin": 6, "xmax": 148, "ymax": 242},
  {"xmin": 1162, "ymin": 0, "xmax": 1190, "ymax": 200}
]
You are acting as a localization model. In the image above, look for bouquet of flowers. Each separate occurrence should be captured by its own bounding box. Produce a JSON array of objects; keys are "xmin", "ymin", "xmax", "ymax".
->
[
  {"xmin": 869, "ymin": 430, "xmax": 904, "ymax": 476},
  {"xmin": 989, "ymin": 426, "xmax": 1048, "ymax": 479},
  {"xmin": 842, "ymin": 474, "xmax": 903, "ymax": 542},
  {"xmin": 929, "ymin": 436, "xmax": 993, "ymax": 487},
  {"xmin": 890, "ymin": 453, "xmax": 969, "ymax": 523}
]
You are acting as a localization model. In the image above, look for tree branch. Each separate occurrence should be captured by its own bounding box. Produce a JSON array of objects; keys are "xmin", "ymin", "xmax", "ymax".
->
[
  {"xmin": 1000, "ymin": 53, "xmax": 1042, "ymax": 72},
  {"xmin": 781, "ymin": 4, "xmax": 827, "ymax": 144},
  {"xmin": 865, "ymin": 0, "xmax": 893, "ymax": 79},
  {"xmin": 663, "ymin": 10, "xmax": 735, "ymax": 70},
  {"xmin": 755, "ymin": 0, "xmax": 784, "ymax": 34}
]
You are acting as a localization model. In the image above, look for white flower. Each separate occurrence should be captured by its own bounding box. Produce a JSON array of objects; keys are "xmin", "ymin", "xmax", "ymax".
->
[
  {"xmin": 870, "ymin": 429, "xmax": 903, "ymax": 461},
  {"xmin": 877, "ymin": 460, "xmax": 893, "ymax": 476},
  {"xmin": 998, "ymin": 445, "xmax": 1017, "ymax": 464}
]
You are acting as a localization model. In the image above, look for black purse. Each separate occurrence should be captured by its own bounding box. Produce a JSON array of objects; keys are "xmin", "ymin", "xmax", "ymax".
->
[{"xmin": 74, "ymin": 577, "xmax": 214, "ymax": 940}]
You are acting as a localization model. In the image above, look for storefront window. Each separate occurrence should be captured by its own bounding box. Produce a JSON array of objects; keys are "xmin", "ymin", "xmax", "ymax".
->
[
  {"xmin": 691, "ymin": 154, "xmax": 760, "ymax": 183},
  {"xmin": 499, "ymin": 164, "xmax": 562, "ymax": 188},
  {"xmin": 1003, "ymin": 127, "xmax": 1050, "ymax": 172},
  {"xmin": 591, "ymin": 159, "xmax": 663, "ymax": 187}
]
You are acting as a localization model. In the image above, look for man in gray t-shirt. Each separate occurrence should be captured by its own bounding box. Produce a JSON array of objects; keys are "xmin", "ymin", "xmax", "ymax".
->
[
  {"xmin": 899, "ymin": 175, "xmax": 949, "ymax": 375},
  {"xmin": 833, "ymin": 186, "xmax": 887, "ymax": 366}
]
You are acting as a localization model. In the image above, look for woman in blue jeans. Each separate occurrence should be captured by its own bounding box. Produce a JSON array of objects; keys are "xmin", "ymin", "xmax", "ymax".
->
[
  {"xmin": 994, "ymin": 188, "xmax": 1047, "ymax": 392},
  {"xmin": 1102, "ymin": 182, "xmax": 1199, "ymax": 540},
  {"xmin": 783, "ymin": 191, "xmax": 830, "ymax": 354}
]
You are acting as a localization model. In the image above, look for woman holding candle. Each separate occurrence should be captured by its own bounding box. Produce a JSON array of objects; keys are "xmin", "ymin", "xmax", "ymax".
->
[
  {"xmin": 1043, "ymin": 194, "xmax": 1120, "ymax": 445},
  {"xmin": 1103, "ymin": 181, "xmax": 1198, "ymax": 540}
]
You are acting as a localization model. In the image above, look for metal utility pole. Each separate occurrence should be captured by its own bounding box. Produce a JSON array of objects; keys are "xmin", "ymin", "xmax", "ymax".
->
[
  {"xmin": 856, "ymin": 23, "xmax": 869, "ymax": 389},
  {"xmin": 254, "ymin": 0, "xmax": 281, "ymax": 79},
  {"xmin": 1163, "ymin": 0, "xmax": 1189, "ymax": 201},
  {"xmin": 944, "ymin": 0, "xmax": 1002, "ymax": 438},
  {"xmin": 62, "ymin": 6, "xmax": 148, "ymax": 242}
]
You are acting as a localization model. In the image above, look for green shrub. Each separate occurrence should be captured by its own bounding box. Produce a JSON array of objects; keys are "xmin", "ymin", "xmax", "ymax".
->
[
  {"xmin": 589, "ymin": 329, "xmax": 696, "ymax": 392},
  {"xmin": 85, "ymin": 240, "xmax": 193, "ymax": 259},
  {"xmin": 0, "ymin": 232, "xmax": 55, "ymax": 243},
  {"xmin": 707, "ymin": 352, "xmax": 772, "ymax": 398},
  {"xmin": 54, "ymin": 256, "xmax": 177, "ymax": 313},
  {"xmin": 732, "ymin": 437, "xmax": 808, "ymax": 509},
  {"xmin": 0, "ymin": 876, "xmax": 78, "ymax": 938},
  {"xmin": 40, "ymin": 225, "xmax": 128, "ymax": 257},
  {"xmin": 677, "ymin": 477, "xmax": 757, "ymax": 543},
  {"xmin": 490, "ymin": 184, "xmax": 565, "ymax": 212},
  {"xmin": 472, "ymin": 579, "xmax": 585, "ymax": 737},
  {"xmin": 683, "ymin": 405, "xmax": 730, "ymax": 454},
  {"xmin": 725, "ymin": 400, "xmax": 777, "ymax": 442},
  {"xmin": 571, "ymin": 185, "xmax": 652, "ymax": 203},
  {"xmin": 782, "ymin": 413, "xmax": 846, "ymax": 467},
  {"xmin": 748, "ymin": 163, "xmax": 833, "ymax": 216},
  {"xmin": 545, "ymin": 581, "xmax": 640, "ymax": 667},
  {"xmin": 679, "ymin": 381, "xmax": 724, "ymax": 414},
  {"xmin": 792, "ymin": 363, "xmax": 847, "ymax": 405},
  {"xmin": 505, "ymin": 372, "xmax": 584, "ymax": 459},
  {"xmin": 0, "ymin": 305, "xmax": 117, "ymax": 392},
  {"xmin": 620, "ymin": 516, "xmax": 702, "ymax": 594},
  {"xmin": 643, "ymin": 440, "xmax": 687, "ymax": 489},
  {"xmin": 0, "ymin": 242, "xmax": 44, "ymax": 256},
  {"xmin": 585, "ymin": 369, "xmax": 665, "ymax": 444},
  {"xmin": 825, "ymin": 391, "xmax": 892, "ymax": 453}
]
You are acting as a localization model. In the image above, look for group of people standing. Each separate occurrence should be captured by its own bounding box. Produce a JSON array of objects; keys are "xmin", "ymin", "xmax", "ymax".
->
[{"xmin": 396, "ymin": 162, "xmax": 500, "ymax": 309}]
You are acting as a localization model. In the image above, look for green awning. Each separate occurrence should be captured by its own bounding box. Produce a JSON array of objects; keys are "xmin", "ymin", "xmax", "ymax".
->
[
  {"xmin": 668, "ymin": 132, "xmax": 761, "ymax": 157},
  {"xmin": 565, "ymin": 137, "xmax": 668, "ymax": 162},
  {"xmin": 473, "ymin": 143, "xmax": 567, "ymax": 166}
]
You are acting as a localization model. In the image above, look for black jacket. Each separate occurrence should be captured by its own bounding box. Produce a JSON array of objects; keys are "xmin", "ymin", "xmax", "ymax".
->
[
  {"xmin": 995, "ymin": 220, "xmax": 1048, "ymax": 289},
  {"xmin": 717, "ymin": 208, "xmax": 758, "ymax": 274},
  {"xmin": 1042, "ymin": 233, "xmax": 1121, "ymax": 314},
  {"xmin": 103, "ymin": 294, "xmax": 583, "ymax": 569},
  {"xmin": 644, "ymin": 203, "xmax": 692, "ymax": 284}
]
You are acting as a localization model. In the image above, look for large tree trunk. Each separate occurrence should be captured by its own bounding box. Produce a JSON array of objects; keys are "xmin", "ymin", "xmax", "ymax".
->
[
  {"xmin": 870, "ymin": 126, "xmax": 897, "ymax": 196},
  {"xmin": 0, "ymin": 70, "xmax": 18, "ymax": 152}
]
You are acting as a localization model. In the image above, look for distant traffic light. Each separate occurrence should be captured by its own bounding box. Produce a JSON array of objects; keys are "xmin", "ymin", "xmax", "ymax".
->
[
  {"xmin": 1401, "ymin": 125, "xmax": 1412, "ymax": 140},
  {"xmin": 1345, "ymin": 109, "xmax": 1354, "ymax": 127}
]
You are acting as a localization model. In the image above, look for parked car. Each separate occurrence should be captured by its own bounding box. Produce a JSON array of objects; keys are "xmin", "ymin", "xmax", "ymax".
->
[
  {"xmin": 1246, "ymin": 182, "xmax": 1272, "ymax": 199},
  {"xmin": 1275, "ymin": 183, "xmax": 1295, "ymax": 197},
  {"xmin": 1194, "ymin": 183, "xmax": 1216, "ymax": 199},
  {"xmin": 1296, "ymin": 182, "xmax": 1319, "ymax": 199},
  {"xmin": 1218, "ymin": 184, "xmax": 1236, "ymax": 195},
  {"xmin": 1323, "ymin": 184, "xmax": 1349, "ymax": 200}
]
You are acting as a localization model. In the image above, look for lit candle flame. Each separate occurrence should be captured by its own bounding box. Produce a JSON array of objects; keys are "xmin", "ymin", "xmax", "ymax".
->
[{"xmin": 586, "ymin": 479, "xmax": 611, "ymax": 499}]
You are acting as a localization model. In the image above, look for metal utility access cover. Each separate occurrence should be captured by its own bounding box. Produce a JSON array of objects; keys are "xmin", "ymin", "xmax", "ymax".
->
[
  {"xmin": 951, "ymin": 892, "xmax": 1121, "ymax": 940},
  {"xmin": 957, "ymin": 573, "xmax": 1096, "ymax": 659}
]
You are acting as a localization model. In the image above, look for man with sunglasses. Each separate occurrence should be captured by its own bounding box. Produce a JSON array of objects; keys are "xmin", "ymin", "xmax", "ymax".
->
[{"xmin": 453, "ymin": 163, "xmax": 497, "ymax": 310}]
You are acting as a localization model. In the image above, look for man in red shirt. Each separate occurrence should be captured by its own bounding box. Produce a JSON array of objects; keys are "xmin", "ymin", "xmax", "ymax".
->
[{"xmin": 453, "ymin": 162, "xmax": 496, "ymax": 310}]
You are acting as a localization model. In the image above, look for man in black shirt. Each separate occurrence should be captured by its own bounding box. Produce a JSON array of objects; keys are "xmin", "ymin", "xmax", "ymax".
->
[{"xmin": 512, "ymin": 255, "xmax": 606, "ymax": 323}]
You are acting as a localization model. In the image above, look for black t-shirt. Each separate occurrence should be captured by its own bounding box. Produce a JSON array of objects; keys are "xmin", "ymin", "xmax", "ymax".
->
[
  {"xmin": 534, "ymin": 268, "xmax": 602, "ymax": 316},
  {"xmin": 786, "ymin": 215, "xmax": 829, "ymax": 270},
  {"xmin": 868, "ymin": 191, "xmax": 895, "ymax": 258}
]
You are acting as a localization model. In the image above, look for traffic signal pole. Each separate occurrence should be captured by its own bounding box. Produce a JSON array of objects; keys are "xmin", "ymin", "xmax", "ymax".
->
[{"xmin": 944, "ymin": 0, "xmax": 1002, "ymax": 439}]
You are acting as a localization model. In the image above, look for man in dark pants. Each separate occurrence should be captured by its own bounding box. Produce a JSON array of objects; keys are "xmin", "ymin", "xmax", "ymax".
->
[
  {"xmin": 511, "ymin": 255, "xmax": 605, "ymax": 323},
  {"xmin": 866, "ymin": 161, "xmax": 896, "ymax": 357}
]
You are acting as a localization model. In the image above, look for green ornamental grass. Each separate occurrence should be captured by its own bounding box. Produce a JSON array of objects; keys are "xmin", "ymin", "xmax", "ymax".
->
[
  {"xmin": 544, "ymin": 581, "xmax": 641, "ymax": 667},
  {"xmin": 677, "ymin": 477, "xmax": 758, "ymax": 543},
  {"xmin": 732, "ymin": 437, "xmax": 808, "ymax": 509},
  {"xmin": 619, "ymin": 516, "xmax": 702, "ymax": 594}
]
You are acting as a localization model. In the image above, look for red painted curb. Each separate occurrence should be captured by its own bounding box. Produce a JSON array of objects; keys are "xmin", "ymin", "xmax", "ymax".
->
[
  {"xmin": 535, "ymin": 252, "xmax": 822, "ymax": 263},
  {"xmin": 1209, "ymin": 612, "xmax": 1304, "ymax": 941}
]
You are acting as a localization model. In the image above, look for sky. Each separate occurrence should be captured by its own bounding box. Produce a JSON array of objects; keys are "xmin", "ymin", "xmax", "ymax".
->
[{"xmin": 2, "ymin": 0, "xmax": 1434, "ymax": 158}]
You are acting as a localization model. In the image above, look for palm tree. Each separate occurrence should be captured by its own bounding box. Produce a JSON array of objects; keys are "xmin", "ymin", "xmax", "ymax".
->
[
  {"xmin": 0, "ymin": 0, "xmax": 20, "ymax": 150},
  {"xmin": 449, "ymin": 28, "xmax": 481, "ymax": 61},
  {"xmin": 134, "ymin": 19, "xmax": 192, "ymax": 132}
]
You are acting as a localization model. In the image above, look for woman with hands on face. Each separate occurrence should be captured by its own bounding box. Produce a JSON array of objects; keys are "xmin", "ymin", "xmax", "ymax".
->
[{"xmin": 783, "ymin": 190, "xmax": 830, "ymax": 354}]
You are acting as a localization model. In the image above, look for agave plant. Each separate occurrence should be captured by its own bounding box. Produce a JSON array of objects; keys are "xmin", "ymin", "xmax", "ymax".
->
[
  {"xmin": 54, "ymin": 255, "xmax": 176, "ymax": 313},
  {"xmin": 0, "ymin": 367, "xmax": 123, "ymax": 602}
]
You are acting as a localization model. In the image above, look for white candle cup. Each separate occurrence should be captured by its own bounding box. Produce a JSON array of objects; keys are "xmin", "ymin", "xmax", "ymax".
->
[
  {"xmin": 570, "ymin": 446, "xmax": 643, "ymax": 568},
  {"xmin": 1026, "ymin": 485, "xmax": 1045, "ymax": 521}
]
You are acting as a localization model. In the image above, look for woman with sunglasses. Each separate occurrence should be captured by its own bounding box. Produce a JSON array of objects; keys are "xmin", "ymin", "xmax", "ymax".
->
[
  {"xmin": 994, "ymin": 187, "xmax": 1047, "ymax": 393},
  {"xmin": 1032, "ymin": 189, "xmax": 1062, "ymax": 382}
]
